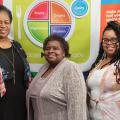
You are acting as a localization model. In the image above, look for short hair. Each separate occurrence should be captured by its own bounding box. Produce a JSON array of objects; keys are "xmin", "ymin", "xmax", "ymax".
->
[
  {"xmin": 43, "ymin": 34, "xmax": 71, "ymax": 57},
  {"xmin": 0, "ymin": 5, "xmax": 12, "ymax": 23}
]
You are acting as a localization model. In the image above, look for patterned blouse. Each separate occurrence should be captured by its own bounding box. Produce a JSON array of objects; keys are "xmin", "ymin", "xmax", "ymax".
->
[{"xmin": 0, "ymin": 40, "xmax": 31, "ymax": 97}]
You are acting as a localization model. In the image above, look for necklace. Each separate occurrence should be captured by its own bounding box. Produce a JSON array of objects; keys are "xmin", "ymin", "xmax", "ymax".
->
[
  {"xmin": 95, "ymin": 59, "xmax": 110, "ymax": 69},
  {"xmin": 12, "ymin": 46, "xmax": 15, "ymax": 85},
  {"xmin": 0, "ymin": 45, "xmax": 15, "ymax": 85}
]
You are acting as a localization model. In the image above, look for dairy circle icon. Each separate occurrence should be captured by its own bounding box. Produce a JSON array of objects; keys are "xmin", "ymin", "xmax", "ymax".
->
[
  {"xmin": 71, "ymin": 0, "xmax": 89, "ymax": 18},
  {"xmin": 24, "ymin": 0, "xmax": 75, "ymax": 47}
]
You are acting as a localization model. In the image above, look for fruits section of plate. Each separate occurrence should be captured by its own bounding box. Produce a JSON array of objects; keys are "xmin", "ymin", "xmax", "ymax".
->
[{"xmin": 24, "ymin": 0, "xmax": 74, "ymax": 47}]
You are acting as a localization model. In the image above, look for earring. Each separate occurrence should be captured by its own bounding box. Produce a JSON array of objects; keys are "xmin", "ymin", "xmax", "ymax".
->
[
  {"xmin": 102, "ymin": 52, "xmax": 107, "ymax": 59},
  {"xmin": 41, "ymin": 52, "xmax": 44, "ymax": 57}
]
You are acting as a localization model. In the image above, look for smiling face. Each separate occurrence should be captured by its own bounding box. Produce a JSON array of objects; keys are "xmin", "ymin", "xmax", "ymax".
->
[
  {"xmin": 44, "ymin": 40, "xmax": 65, "ymax": 66},
  {"xmin": 102, "ymin": 29, "xmax": 119, "ymax": 58},
  {"xmin": 0, "ymin": 11, "xmax": 11, "ymax": 39}
]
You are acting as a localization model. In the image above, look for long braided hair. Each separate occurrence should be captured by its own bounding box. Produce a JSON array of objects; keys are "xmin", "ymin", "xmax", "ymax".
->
[{"xmin": 91, "ymin": 21, "xmax": 120, "ymax": 83}]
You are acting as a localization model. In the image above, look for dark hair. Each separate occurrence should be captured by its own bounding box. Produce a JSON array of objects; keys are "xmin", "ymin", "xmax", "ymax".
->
[
  {"xmin": 43, "ymin": 34, "xmax": 71, "ymax": 57},
  {"xmin": 0, "ymin": 5, "xmax": 12, "ymax": 23},
  {"xmin": 91, "ymin": 21, "xmax": 120, "ymax": 83}
]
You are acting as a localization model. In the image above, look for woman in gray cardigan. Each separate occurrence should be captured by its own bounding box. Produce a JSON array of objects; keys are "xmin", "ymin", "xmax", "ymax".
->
[{"xmin": 26, "ymin": 35, "xmax": 87, "ymax": 120}]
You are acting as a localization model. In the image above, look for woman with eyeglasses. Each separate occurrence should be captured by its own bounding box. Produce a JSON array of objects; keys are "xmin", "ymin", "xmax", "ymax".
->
[{"xmin": 86, "ymin": 21, "xmax": 120, "ymax": 120}]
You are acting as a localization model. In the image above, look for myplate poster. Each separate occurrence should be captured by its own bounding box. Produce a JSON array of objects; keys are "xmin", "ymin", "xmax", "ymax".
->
[{"xmin": 1, "ymin": 0, "xmax": 120, "ymax": 72}]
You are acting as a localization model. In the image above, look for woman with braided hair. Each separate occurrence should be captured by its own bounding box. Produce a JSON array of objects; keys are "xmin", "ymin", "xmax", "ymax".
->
[{"xmin": 87, "ymin": 21, "xmax": 120, "ymax": 120}]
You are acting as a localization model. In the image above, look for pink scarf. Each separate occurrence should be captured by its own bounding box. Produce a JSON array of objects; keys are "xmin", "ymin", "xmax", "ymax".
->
[{"xmin": 0, "ymin": 68, "xmax": 6, "ymax": 97}]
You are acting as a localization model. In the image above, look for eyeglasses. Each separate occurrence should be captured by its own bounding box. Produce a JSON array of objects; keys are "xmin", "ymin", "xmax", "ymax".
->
[{"xmin": 103, "ymin": 38, "xmax": 118, "ymax": 44}]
